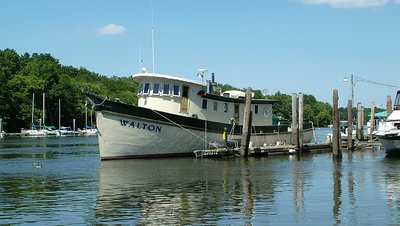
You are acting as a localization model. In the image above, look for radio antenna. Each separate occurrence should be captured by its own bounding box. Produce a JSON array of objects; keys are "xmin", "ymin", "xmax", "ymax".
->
[{"xmin": 151, "ymin": 0, "xmax": 155, "ymax": 73}]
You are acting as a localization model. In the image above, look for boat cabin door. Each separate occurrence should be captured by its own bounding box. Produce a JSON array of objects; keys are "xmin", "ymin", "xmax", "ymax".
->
[
  {"xmin": 180, "ymin": 85, "xmax": 189, "ymax": 113},
  {"xmin": 234, "ymin": 104, "xmax": 240, "ymax": 123}
]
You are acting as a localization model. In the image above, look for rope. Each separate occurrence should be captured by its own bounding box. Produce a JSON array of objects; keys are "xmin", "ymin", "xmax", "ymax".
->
[{"xmin": 150, "ymin": 109, "xmax": 212, "ymax": 145}]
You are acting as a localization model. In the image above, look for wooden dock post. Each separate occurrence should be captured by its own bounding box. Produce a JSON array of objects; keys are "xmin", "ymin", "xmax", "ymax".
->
[
  {"xmin": 356, "ymin": 103, "xmax": 363, "ymax": 141},
  {"xmin": 73, "ymin": 119, "xmax": 76, "ymax": 132},
  {"xmin": 332, "ymin": 90, "xmax": 342, "ymax": 157},
  {"xmin": 291, "ymin": 93, "xmax": 298, "ymax": 149},
  {"xmin": 347, "ymin": 100, "xmax": 353, "ymax": 150},
  {"xmin": 298, "ymin": 93, "xmax": 304, "ymax": 154},
  {"xmin": 387, "ymin": 95, "xmax": 392, "ymax": 115},
  {"xmin": 369, "ymin": 102, "xmax": 375, "ymax": 141},
  {"xmin": 240, "ymin": 87, "xmax": 252, "ymax": 157}
]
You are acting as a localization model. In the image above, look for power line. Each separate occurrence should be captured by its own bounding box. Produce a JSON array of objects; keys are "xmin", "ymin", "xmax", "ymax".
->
[{"xmin": 354, "ymin": 75, "xmax": 399, "ymax": 88}]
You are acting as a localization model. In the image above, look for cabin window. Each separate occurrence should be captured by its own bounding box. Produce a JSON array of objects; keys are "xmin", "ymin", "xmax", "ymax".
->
[
  {"xmin": 213, "ymin": 101, "xmax": 218, "ymax": 111},
  {"xmin": 202, "ymin": 99, "xmax": 208, "ymax": 109},
  {"xmin": 224, "ymin": 103, "xmax": 228, "ymax": 112},
  {"xmin": 153, "ymin": 83, "xmax": 160, "ymax": 95},
  {"xmin": 255, "ymin": 105, "xmax": 259, "ymax": 114},
  {"xmin": 173, "ymin": 85, "xmax": 180, "ymax": 96},
  {"xmin": 163, "ymin": 84, "xmax": 170, "ymax": 96},
  {"xmin": 143, "ymin": 83, "xmax": 150, "ymax": 94},
  {"xmin": 138, "ymin": 83, "xmax": 144, "ymax": 94}
]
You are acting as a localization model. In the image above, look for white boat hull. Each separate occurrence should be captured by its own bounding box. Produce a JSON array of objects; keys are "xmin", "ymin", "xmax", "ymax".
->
[
  {"xmin": 377, "ymin": 135, "xmax": 400, "ymax": 155},
  {"xmin": 96, "ymin": 110, "xmax": 313, "ymax": 160}
]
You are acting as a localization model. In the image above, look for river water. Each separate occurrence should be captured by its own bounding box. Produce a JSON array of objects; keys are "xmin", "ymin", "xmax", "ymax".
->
[{"xmin": 0, "ymin": 128, "xmax": 399, "ymax": 225}]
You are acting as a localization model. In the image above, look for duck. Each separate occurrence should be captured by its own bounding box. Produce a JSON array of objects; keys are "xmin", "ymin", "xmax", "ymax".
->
[{"xmin": 32, "ymin": 162, "xmax": 42, "ymax": 168}]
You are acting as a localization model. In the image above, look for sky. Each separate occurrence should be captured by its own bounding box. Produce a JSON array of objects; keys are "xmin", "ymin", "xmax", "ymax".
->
[{"xmin": 1, "ymin": 0, "xmax": 399, "ymax": 108}]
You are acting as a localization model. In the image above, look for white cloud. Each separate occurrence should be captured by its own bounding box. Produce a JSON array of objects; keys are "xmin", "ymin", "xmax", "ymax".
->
[
  {"xmin": 301, "ymin": 0, "xmax": 394, "ymax": 8},
  {"xmin": 96, "ymin": 24, "xmax": 126, "ymax": 35}
]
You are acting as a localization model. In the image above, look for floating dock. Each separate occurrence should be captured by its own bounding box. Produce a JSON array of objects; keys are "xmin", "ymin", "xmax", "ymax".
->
[{"xmin": 194, "ymin": 143, "xmax": 332, "ymax": 158}]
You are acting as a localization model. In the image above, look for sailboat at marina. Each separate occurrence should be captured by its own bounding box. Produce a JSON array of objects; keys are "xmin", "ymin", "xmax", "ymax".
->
[
  {"xmin": 39, "ymin": 93, "xmax": 60, "ymax": 136},
  {"xmin": 78, "ymin": 101, "xmax": 98, "ymax": 136},
  {"xmin": 21, "ymin": 93, "xmax": 46, "ymax": 137},
  {"xmin": 57, "ymin": 99, "xmax": 75, "ymax": 136}
]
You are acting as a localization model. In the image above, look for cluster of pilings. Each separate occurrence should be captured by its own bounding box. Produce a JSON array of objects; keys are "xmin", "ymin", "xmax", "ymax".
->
[{"xmin": 331, "ymin": 89, "xmax": 393, "ymax": 158}]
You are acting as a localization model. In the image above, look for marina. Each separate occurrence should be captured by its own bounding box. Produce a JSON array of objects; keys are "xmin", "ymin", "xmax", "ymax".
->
[{"xmin": 1, "ymin": 131, "xmax": 399, "ymax": 225}]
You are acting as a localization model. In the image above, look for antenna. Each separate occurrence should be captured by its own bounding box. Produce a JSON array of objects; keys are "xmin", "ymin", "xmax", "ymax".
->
[
  {"xmin": 197, "ymin": 69, "xmax": 208, "ymax": 83},
  {"xmin": 151, "ymin": 0, "xmax": 155, "ymax": 73}
]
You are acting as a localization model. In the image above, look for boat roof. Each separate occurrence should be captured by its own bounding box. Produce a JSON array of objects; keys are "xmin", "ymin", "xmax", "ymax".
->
[{"xmin": 132, "ymin": 73, "xmax": 205, "ymax": 86}]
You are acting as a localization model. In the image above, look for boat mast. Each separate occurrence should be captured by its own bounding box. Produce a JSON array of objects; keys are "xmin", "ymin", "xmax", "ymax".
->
[
  {"xmin": 151, "ymin": 0, "xmax": 155, "ymax": 73},
  {"xmin": 85, "ymin": 100, "xmax": 88, "ymax": 129},
  {"xmin": 59, "ymin": 99, "xmax": 61, "ymax": 129},
  {"xmin": 31, "ymin": 93, "xmax": 35, "ymax": 130},
  {"xmin": 42, "ymin": 93, "xmax": 45, "ymax": 127}
]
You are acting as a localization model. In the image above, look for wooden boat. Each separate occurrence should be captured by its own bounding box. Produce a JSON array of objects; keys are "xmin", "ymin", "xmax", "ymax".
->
[{"xmin": 84, "ymin": 72, "xmax": 314, "ymax": 160}]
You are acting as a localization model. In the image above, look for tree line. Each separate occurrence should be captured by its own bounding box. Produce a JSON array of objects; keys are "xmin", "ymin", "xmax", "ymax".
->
[{"xmin": 2, "ymin": 48, "xmax": 379, "ymax": 132}]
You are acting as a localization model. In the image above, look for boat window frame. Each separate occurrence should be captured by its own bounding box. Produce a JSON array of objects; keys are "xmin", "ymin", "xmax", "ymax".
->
[
  {"xmin": 255, "ymin": 105, "xmax": 259, "ymax": 114},
  {"xmin": 143, "ymin": 82, "xmax": 150, "ymax": 95},
  {"xmin": 224, "ymin": 103, "xmax": 228, "ymax": 113},
  {"xmin": 213, "ymin": 101, "xmax": 218, "ymax": 111},
  {"xmin": 172, "ymin": 84, "xmax": 180, "ymax": 97},
  {"xmin": 152, "ymin": 83, "xmax": 160, "ymax": 95},
  {"xmin": 162, "ymin": 83, "xmax": 170, "ymax": 96},
  {"xmin": 202, "ymin": 99, "xmax": 208, "ymax": 110},
  {"xmin": 138, "ymin": 83, "xmax": 144, "ymax": 95}
]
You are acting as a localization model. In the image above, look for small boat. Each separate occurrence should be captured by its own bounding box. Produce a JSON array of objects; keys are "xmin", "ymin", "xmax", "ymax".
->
[
  {"xmin": 326, "ymin": 120, "xmax": 356, "ymax": 143},
  {"xmin": 78, "ymin": 102, "xmax": 98, "ymax": 136},
  {"xmin": 374, "ymin": 90, "xmax": 400, "ymax": 155},
  {"xmin": 58, "ymin": 126, "xmax": 75, "ymax": 136},
  {"xmin": 78, "ymin": 126, "xmax": 98, "ymax": 136},
  {"xmin": 84, "ymin": 72, "xmax": 314, "ymax": 160}
]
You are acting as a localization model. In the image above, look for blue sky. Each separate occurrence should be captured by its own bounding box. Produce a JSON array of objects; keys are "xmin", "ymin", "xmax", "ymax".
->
[{"xmin": 1, "ymin": 0, "xmax": 399, "ymax": 108}]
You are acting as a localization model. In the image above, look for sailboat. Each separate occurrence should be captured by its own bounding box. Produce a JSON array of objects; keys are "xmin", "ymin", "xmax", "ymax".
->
[
  {"xmin": 39, "ymin": 93, "xmax": 60, "ymax": 136},
  {"xmin": 21, "ymin": 93, "xmax": 46, "ymax": 136},
  {"xmin": 78, "ymin": 101, "xmax": 98, "ymax": 136},
  {"xmin": 57, "ymin": 99, "xmax": 75, "ymax": 136}
]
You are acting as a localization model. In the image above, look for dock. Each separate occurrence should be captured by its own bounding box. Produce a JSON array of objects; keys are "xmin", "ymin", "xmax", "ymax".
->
[{"xmin": 194, "ymin": 143, "xmax": 332, "ymax": 158}]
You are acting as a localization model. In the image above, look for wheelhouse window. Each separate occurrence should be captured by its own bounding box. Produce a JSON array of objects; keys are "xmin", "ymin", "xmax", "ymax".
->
[
  {"xmin": 143, "ymin": 83, "xmax": 150, "ymax": 94},
  {"xmin": 153, "ymin": 83, "xmax": 160, "ymax": 95},
  {"xmin": 255, "ymin": 105, "xmax": 259, "ymax": 114},
  {"xmin": 213, "ymin": 101, "xmax": 218, "ymax": 111},
  {"xmin": 224, "ymin": 103, "xmax": 228, "ymax": 112},
  {"xmin": 173, "ymin": 85, "xmax": 180, "ymax": 96},
  {"xmin": 202, "ymin": 99, "xmax": 208, "ymax": 109},
  {"xmin": 163, "ymin": 84, "xmax": 170, "ymax": 96},
  {"xmin": 138, "ymin": 83, "xmax": 144, "ymax": 94}
]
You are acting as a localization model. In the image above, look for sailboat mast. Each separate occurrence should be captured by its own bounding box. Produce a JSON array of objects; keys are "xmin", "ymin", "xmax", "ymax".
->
[
  {"xmin": 85, "ymin": 100, "xmax": 88, "ymax": 128},
  {"xmin": 59, "ymin": 99, "xmax": 61, "ymax": 129},
  {"xmin": 42, "ymin": 93, "xmax": 45, "ymax": 127},
  {"xmin": 31, "ymin": 93, "xmax": 35, "ymax": 130}
]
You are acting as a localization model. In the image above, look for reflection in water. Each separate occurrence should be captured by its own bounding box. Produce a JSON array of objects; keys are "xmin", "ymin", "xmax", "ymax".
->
[
  {"xmin": 3, "ymin": 133, "xmax": 400, "ymax": 225},
  {"xmin": 95, "ymin": 158, "xmax": 279, "ymax": 225},
  {"xmin": 332, "ymin": 158, "xmax": 342, "ymax": 225}
]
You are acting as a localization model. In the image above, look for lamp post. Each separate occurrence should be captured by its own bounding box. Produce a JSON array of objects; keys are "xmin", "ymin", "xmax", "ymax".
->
[{"xmin": 343, "ymin": 74, "xmax": 355, "ymax": 106}]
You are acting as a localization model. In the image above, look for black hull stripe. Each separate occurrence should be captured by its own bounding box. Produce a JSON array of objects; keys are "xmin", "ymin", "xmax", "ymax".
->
[{"xmin": 85, "ymin": 92, "xmax": 313, "ymax": 134}]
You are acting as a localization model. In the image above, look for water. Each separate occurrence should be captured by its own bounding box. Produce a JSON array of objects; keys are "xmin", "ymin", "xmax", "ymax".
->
[{"xmin": 1, "ymin": 129, "xmax": 399, "ymax": 225}]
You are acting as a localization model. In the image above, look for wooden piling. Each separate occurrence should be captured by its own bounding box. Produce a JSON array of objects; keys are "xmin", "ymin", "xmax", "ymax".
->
[
  {"xmin": 356, "ymin": 103, "xmax": 363, "ymax": 141},
  {"xmin": 369, "ymin": 102, "xmax": 375, "ymax": 141},
  {"xmin": 298, "ymin": 93, "xmax": 304, "ymax": 154},
  {"xmin": 291, "ymin": 93, "xmax": 298, "ymax": 148},
  {"xmin": 387, "ymin": 95, "xmax": 392, "ymax": 115},
  {"xmin": 332, "ymin": 90, "xmax": 341, "ymax": 157},
  {"xmin": 347, "ymin": 100, "xmax": 353, "ymax": 150},
  {"xmin": 240, "ymin": 88, "xmax": 252, "ymax": 157}
]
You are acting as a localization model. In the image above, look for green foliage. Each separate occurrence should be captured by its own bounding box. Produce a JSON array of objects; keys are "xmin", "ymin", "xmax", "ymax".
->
[
  {"xmin": 0, "ymin": 48, "xmax": 138, "ymax": 132},
  {"xmin": 0, "ymin": 48, "xmax": 339, "ymax": 131}
]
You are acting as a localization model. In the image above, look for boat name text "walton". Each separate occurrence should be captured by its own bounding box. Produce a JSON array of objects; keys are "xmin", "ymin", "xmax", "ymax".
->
[{"xmin": 120, "ymin": 120, "xmax": 162, "ymax": 132}]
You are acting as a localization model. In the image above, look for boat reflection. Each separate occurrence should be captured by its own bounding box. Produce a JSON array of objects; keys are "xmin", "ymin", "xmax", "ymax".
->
[{"xmin": 96, "ymin": 158, "xmax": 282, "ymax": 225}]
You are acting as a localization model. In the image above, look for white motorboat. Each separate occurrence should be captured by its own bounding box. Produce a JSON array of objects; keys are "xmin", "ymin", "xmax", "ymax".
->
[{"xmin": 375, "ymin": 90, "xmax": 400, "ymax": 155}]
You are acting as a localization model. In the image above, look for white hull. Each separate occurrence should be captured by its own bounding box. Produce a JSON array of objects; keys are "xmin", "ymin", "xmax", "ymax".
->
[
  {"xmin": 376, "ymin": 133, "xmax": 400, "ymax": 155},
  {"xmin": 96, "ymin": 110, "xmax": 313, "ymax": 160},
  {"xmin": 21, "ymin": 129, "xmax": 46, "ymax": 137}
]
